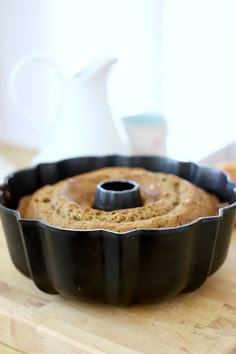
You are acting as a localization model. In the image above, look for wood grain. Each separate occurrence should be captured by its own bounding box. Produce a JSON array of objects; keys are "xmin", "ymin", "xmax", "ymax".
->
[
  {"xmin": 0, "ymin": 142, "xmax": 236, "ymax": 353},
  {"xmin": 0, "ymin": 223, "xmax": 235, "ymax": 353},
  {"xmin": 0, "ymin": 143, "xmax": 37, "ymax": 169}
]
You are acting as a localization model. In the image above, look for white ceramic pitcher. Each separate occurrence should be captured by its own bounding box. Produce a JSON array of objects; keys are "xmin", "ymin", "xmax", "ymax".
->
[{"xmin": 8, "ymin": 52, "xmax": 129, "ymax": 164}]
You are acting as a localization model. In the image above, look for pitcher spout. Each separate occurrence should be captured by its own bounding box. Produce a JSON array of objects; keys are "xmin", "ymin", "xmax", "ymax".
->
[{"xmin": 74, "ymin": 56, "xmax": 118, "ymax": 82}]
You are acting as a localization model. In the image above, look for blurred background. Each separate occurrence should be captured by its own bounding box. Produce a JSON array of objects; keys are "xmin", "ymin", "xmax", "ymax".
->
[{"xmin": 0, "ymin": 0, "xmax": 236, "ymax": 168}]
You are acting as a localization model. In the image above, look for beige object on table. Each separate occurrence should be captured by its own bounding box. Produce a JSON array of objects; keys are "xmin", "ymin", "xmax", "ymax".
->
[
  {"xmin": 200, "ymin": 140, "xmax": 236, "ymax": 166},
  {"xmin": 0, "ymin": 143, "xmax": 236, "ymax": 354},
  {"xmin": 0, "ymin": 143, "xmax": 37, "ymax": 170}
]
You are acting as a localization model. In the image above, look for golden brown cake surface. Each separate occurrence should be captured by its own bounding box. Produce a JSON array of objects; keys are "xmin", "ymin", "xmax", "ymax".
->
[{"xmin": 18, "ymin": 167, "xmax": 220, "ymax": 232}]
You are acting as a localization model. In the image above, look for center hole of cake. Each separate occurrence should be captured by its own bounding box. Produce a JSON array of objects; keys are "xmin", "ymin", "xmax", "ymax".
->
[{"xmin": 101, "ymin": 180, "xmax": 136, "ymax": 192}]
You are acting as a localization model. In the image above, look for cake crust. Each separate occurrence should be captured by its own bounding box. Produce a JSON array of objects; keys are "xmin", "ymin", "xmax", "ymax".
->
[{"xmin": 18, "ymin": 167, "xmax": 220, "ymax": 232}]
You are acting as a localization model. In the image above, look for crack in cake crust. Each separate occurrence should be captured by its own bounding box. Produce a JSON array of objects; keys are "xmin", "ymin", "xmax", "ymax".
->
[{"xmin": 18, "ymin": 167, "xmax": 220, "ymax": 232}]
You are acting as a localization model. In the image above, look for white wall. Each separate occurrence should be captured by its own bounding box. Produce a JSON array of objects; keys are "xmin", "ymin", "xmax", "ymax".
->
[
  {"xmin": 0, "ymin": 0, "xmax": 163, "ymax": 148},
  {"xmin": 162, "ymin": 0, "xmax": 236, "ymax": 160},
  {"xmin": 0, "ymin": 0, "xmax": 52, "ymax": 147},
  {"xmin": 1, "ymin": 0, "xmax": 235, "ymax": 161}
]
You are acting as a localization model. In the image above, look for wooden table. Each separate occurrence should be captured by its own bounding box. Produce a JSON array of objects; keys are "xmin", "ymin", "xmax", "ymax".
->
[
  {"xmin": 0, "ymin": 143, "xmax": 236, "ymax": 354},
  {"xmin": 0, "ymin": 143, "xmax": 37, "ymax": 170}
]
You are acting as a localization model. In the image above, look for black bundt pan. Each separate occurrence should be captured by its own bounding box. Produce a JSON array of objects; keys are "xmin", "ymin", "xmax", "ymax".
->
[{"xmin": 0, "ymin": 155, "xmax": 236, "ymax": 305}]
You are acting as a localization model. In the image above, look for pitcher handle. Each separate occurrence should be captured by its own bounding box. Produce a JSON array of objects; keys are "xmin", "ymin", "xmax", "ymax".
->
[{"xmin": 8, "ymin": 51, "xmax": 65, "ymax": 135}]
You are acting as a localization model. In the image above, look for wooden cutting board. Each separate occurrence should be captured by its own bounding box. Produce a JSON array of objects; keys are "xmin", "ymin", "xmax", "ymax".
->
[{"xmin": 0, "ymin": 223, "xmax": 236, "ymax": 354}]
